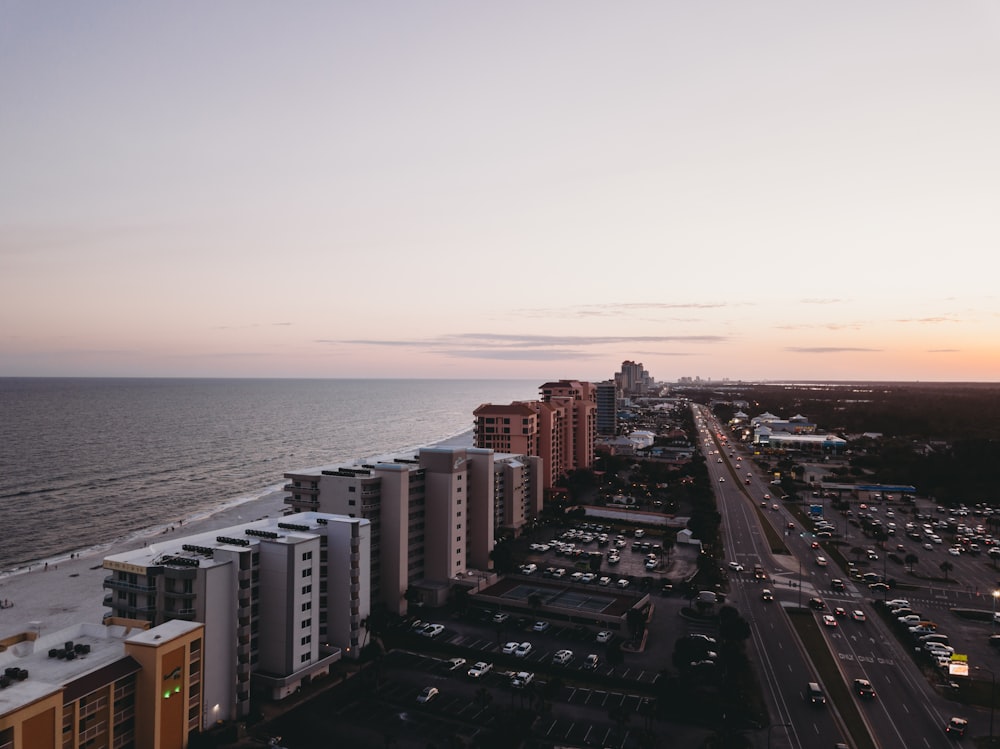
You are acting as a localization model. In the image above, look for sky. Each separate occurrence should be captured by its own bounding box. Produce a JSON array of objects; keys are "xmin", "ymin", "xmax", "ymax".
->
[{"xmin": 2, "ymin": 2, "xmax": 999, "ymax": 383}]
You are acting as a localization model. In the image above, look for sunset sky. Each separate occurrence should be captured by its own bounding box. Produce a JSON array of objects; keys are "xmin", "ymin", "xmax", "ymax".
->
[{"xmin": 2, "ymin": 2, "xmax": 999, "ymax": 382}]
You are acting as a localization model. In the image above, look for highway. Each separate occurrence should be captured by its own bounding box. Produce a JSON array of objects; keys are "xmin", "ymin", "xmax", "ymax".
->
[{"xmin": 696, "ymin": 405, "xmax": 973, "ymax": 748}]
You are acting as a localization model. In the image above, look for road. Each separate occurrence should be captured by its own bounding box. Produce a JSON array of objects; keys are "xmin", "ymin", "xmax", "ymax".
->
[{"xmin": 696, "ymin": 405, "xmax": 972, "ymax": 748}]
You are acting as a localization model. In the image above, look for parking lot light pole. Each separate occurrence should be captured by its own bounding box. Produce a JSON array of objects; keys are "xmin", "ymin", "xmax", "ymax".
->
[{"xmin": 992, "ymin": 590, "xmax": 999, "ymax": 632}]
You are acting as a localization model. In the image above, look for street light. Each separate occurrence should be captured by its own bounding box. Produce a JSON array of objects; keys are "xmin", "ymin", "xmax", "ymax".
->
[
  {"xmin": 976, "ymin": 664, "xmax": 996, "ymax": 745},
  {"xmin": 992, "ymin": 590, "xmax": 999, "ymax": 632},
  {"xmin": 767, "ymin": 722, "xmax": 791, "ymax": 749}
]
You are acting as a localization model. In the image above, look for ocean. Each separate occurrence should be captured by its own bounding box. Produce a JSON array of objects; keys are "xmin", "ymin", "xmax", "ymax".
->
[{"xmin": 0, "ymin": 378, "xmax": 536, "ymax": 572}]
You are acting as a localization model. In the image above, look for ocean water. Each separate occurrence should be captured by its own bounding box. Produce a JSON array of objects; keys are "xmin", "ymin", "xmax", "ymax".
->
[{"xmin": 0, "ymin": 378, "xmax": 536, "ymax": 571}]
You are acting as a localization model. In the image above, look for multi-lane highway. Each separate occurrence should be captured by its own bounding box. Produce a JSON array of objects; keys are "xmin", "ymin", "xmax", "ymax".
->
[{"xmin": 696, "ymin": 405, "xmax": 976, "ymax": 748}]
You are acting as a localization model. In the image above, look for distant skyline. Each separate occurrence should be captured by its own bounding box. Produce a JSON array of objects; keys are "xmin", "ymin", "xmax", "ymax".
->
[{"xmin": 2, "ymin": 2, "xmax": 999, "ymax": 382}]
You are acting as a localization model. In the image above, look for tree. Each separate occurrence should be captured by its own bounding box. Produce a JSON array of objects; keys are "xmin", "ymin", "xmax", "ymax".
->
[
  {"xmin": 939, "ymin": 561, "xmax": 954, "ymax": 580},
  {"xmin": 904, "ymin": 553, "xmax": 918, "ymax": 572},
  {"xmin": 626, "ymin": 607, "xmax": 648, "ymax": 643}
]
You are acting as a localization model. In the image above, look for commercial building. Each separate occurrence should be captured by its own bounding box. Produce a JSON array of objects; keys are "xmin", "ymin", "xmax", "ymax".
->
[
  {"xmin": 102, "ymin": 512, "xmax": 369, "ymax": 726},
  {"xmin": 0, "ymin": 619, "xmax": 203, "ymax": 749},
  {"xmin": 283, "ymin": 446, "xmax": 541, "ymax": 615}
]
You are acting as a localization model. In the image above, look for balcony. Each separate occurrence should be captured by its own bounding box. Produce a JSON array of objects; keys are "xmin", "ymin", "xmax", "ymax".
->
[{"xmin": 103, "ymin": 576, "xmax": 157, "ymax": 594}]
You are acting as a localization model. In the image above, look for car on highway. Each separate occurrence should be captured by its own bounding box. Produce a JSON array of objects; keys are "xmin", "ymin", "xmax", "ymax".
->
[
  {"xmin": 851, "ymin": 610, "xmax": 866, "ymax": 622},
  {"xmin": 467, "ymin": 661, "xmax": 492, "ymax": 678},
  {"xmin": 761, "ymin": 589, "xmax": 774, "ymax": 601},
  {"xmin": 445, "ymin": 657, "xmax": 466, "ymax": 671},
  {"xmin": 822, "ymin": 614, "xmax": 838, "ymax": 627},
  {"xmin": 946, "ymin": 717, "xmax": 968, "ymax": 737},
  {"xmin": 833, "ymin": 607, "xmax": 847, "ymax": 618},
  {"xmin": 728, "ymin": 561, "xmax": 744, "ymax": 572},
  {"xmin": 831, "ymin": 578, "xmax": 845, "ymax": 590},
  {"xmin": 854, "ymin": 679, "xmax": 876, "ymax": 699},
  {"xmin": 806, "ymin": 681, "xmax": 826, "ymax": 705},
  {"xmin": 809, "ymin": 598, "xmax": 826, "ymax": 611},
  {"xmin": 417, "ymin": 686, "xmax": 439, "ymax": 704}
]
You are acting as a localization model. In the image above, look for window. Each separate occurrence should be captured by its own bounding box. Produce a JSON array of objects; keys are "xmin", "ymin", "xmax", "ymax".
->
[
  {"xmin": 456, "ymin": 523, "xmax": 462, "ymax": 529},
  {"xmin": 301, "ymin": 601, "xmax": 312, "ymax": 612},
  {"xmin": 301, "ymin": 653, "xmax": 310, "ymax": 663},
  {"xmin": 302, "ymin": 551, "xmax": 312, "ymax": 561},
  {"xmin": 302, "ymin": 584, "xmax": 312, "ymax": 595},
  {"xmin": 302, "ymin": 567, "xmax": 312, "ymax": 578},
  {"xmin": 457, "ymin": 499, "xmax": 462, "ymax": 505},
  {"xmin": 457, "ymin": 487, "xmax": 462, "ymax": 493},
  {"xmin": 456, "ymin": 537, "xmax": 461, "ymax": 542},
  {"xmin": 348, "ymin": 486, "xmax": 356, "ymax": 492},
  {"xmin": 348, "ymin": 499, "xmax": 356, "ymax": 506},
  {"xmin": 301, "ymin": 618, "xmax": 312, "ymax": 628},
  {"xmin": 300, "ymin": 635, "xmax": 311, "ymax": 645},
  {"xmin": 457, "ymin": 511, "xmax": 462, "ymax": 517}
]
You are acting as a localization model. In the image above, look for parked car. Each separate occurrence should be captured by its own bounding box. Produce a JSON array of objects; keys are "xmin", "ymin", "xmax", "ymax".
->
[
  {"xmin": 417, "ymin": 686, "xmax": 439, "ymax": 704},
  {"xmin": 467, "ymin": 661, "xmax": 492, "ymax": 678},
  {"xmin": 552, "ymin": 649, "xmax": 573, "ymax": 665},
  {"xmin": 596, "ymin": 630, "xmax": 613, "ymax": 643},
  {"xmin": 421, "ymin": 623, "xmax": 445, "ymax": 638},
  {"xmin": 502, "ymin": 641, "xmax": 520, "ymax": 654},
  {"xmin": 583, "ymin": 654, "xmax": 599, "ymax": 670},
  {"xmin": 514, "ymin": 642, "xmax": 533, "ymax": 658},
  {"xmin": 445, "ymin": 657, "xmax": 466, "ymax": 671},
  {"xmin": 510, "ymin": 671, "xmax": 534, "ymax": 688},
  {"xmin": 532, "ymin": 621, "xmax": 550, "ymax": 632}
]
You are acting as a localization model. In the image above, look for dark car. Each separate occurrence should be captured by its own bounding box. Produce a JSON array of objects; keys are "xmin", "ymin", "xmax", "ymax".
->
[
  {"xmin": 854, "ymin": 678, "xmax": 876, "ymax": 699},
  {"xmin": 946, "ymin": 717, "xmax": 968, "ymax": 737},
  {"xmin": 809, "ymin": 598, "xmax": 826, "ymax": 611}
]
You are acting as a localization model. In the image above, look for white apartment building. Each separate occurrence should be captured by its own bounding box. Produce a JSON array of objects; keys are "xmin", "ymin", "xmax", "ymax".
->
[
  {"xmin": 283, "ymin": 445, "xmax": 542, "ymax": 616},
  {"xmin": 102, "ymin": 512, "xmax": 369, "ymax": 726}
]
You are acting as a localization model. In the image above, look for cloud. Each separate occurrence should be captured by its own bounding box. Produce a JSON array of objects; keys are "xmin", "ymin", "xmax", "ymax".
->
[
  {"xmin": 892, "ymin": 316, "xmax": 958, "ymax": 324},
  {"xmin": 927, "ymin": 348, "xmax": 960, "ymax": 353},
  {"xmin": 785, "ymin": 347, "xmax": 882, "ymax": 354},
  {"xmin": 517, "ymin": 302, "xmax": 735, "ymax": 319},
  {"xmin": 798, "ymin": 298, "xmax": 844, "ymax": 305},
  {"xmin": 321, "ymin": 332, "xmax": 729, "ymax": 362}
]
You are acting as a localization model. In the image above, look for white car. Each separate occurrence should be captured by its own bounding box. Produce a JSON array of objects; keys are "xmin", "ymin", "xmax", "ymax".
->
[
  {"xmin": 552, "ymin": 649, "xmax": 573, "ymax": 665},
  {"xmin": 596, "ymin": 630, "xmax": 613, "ymax": 643},
  {"xmin": 616, "ymin": 579, "xmax": 630, "ymax": 589},
  {"xmin": 514, "ymin": 642, "xmax": 533, "ymax": 658},
  {"xmin": 502, "ymin": 641, "xmax": 520, "ymax": 654},
  {"xmin": 532, "ymin": 621, "xmax": 550, "ymax": 632},
  {"xmin": 467, "ymin": 661, "xmax": 492, "ymax": 678},
  {"xmin": 417, "ymin": 686, "xmax": 439, "ymax": 704},
  {"xmin": 598, "ymin": 575, "xmax": 612, "ymax": 586},
  {"xmin": 421, "ymin": 623, "xmax": 445, "ymax": 638},
  {"xmin": 583, "ymin": 653, "xmax": 599, "ymax": 669},
  {"xmin": 728, "ymin": 562, "xmax": 744, "ymax": 572},
  {"xmin": 445, "ymin": 657, "xmax": 466, "ymax": 671},
  {"xmin": 510, "ymin": 671, "xmax": 534, "ymax": 688}
]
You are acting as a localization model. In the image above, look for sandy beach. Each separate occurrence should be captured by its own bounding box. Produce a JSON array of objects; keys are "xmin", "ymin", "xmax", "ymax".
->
[
  {"xmin": 0, "ymin": 489, "xmax": 291, "ymax": 640},
  {"xmin": 0, "ymin": 432, "xmax": 475, "ymax": 641}
]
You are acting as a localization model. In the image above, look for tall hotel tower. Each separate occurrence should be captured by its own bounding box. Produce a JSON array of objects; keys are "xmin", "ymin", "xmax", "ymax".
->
[
  {"xmin": 474, "ymin": 379, "xmax": 597, "ymax": 490},
  {"xmin": 284, "ymin": 446, "xmax": 542, "ymax": 616}
]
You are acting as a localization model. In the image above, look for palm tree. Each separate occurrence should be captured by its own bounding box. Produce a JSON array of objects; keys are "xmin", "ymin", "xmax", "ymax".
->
[
  {"xmin": 904, "ymin": 553, "xmax": 918, "ymax": 573},
  {"xmin": 940, "ymin": 560, "xmax": 954, "ymax": 580}
]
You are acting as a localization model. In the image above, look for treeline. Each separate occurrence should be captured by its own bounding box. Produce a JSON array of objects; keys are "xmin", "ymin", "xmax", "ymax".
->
[{"xmin": 684, "ymin": 382, "xmax": 1000, "ymax": 506}]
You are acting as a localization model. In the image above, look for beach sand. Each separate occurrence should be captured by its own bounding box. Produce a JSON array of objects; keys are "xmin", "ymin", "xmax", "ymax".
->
[
  {"xmin": 0, "ymin": 432, "xmax": 477, "ymax": 641},
  {"xmin": 0, "ymin": 490, "xmax": 291, "ymax": 640}
]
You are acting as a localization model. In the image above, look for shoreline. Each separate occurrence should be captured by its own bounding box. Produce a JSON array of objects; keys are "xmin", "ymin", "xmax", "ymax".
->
[{"xmin": 0, "ymin": 429, "xmax": 475, "ymax": 639}]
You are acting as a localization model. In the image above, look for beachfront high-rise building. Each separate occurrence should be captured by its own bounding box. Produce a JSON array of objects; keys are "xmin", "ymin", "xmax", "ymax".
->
[
  {"xmin": 615, "ymin": 360, "xmax": 653, "ymax": 397},
  {"xmin": 474, "ymin": 379, "xmax": 597, "ymax": 491},
  {"xmin": 0, "ymin": 619, "xmax": 203, "ymax": 749},
  {"xmin": 102, "ymin": 512, "xmax": 369, "ymax": 726},
  {"xmin": 283, "ymin": 446, "xmax": 542, "ymax": 616},
  {"xmin": 595, "ymin": 380, "xmax": 618, "ymax": 436}
]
